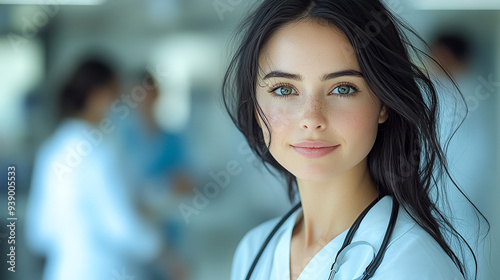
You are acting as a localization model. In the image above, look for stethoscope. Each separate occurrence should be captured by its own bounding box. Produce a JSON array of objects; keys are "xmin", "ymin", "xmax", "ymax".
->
[{"xmin": 245, "ymin": 195, "xmax": 399, "ymax": 280}]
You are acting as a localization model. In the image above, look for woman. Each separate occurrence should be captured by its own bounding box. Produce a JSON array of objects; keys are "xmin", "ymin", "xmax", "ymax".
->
[
  {"xmin": 222, "ymin": 0, "xmax": 487, "ymax": 279},
  {"xmin": 25, "ymin": 58, "xmax": 161, "ymax": 280}
]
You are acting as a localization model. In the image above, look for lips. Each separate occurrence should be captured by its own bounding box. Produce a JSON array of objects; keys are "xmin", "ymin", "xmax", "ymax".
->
[
  {"xmin": 291, "ymin": 141, "xmax": 339, "ymax": 158},
  {"xmin": 292, "ymin": 141, "xmax": 337, "ymax": 148}
]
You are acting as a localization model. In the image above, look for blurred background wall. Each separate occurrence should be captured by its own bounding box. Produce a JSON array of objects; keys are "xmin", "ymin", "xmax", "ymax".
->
[{"xmin": 0, "ymin": 0, "xmax": 498, "ymax": 279}]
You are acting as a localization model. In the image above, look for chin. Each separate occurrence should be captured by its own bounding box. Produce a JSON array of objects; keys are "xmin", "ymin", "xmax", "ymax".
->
[{"xmin": 289, "ymin": 163, "xmax": 344, "ymax": 182}]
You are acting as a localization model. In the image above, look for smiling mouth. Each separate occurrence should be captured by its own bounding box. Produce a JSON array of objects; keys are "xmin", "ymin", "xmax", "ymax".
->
[{"xmin": 290, "ymin": 143, "xmax": 340, "ymax": 158}]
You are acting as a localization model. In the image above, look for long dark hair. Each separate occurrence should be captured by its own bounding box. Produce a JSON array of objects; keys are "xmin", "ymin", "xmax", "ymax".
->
[
  {"xmin": 59, "ymin": 58, "xmax": 116, "ymax": 119},
  {"xmin": 222, "ymin": 0, "xmax": 489, "ymax": 279}
]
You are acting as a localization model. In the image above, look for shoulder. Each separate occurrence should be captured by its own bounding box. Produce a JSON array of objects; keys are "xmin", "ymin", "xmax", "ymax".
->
[
  {"xmin": 230, "ymin": 216, "xmax": 283, "ymax": 280},
  {"xmin": 374, "ymin": 209, "xmax": 464, "ymax": 280}
]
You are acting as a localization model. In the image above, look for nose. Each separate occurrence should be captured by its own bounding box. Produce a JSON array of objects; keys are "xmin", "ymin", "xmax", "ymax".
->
[{"xmin": 299, "ymin": 96, "xmax": 327, "ymax": 130}]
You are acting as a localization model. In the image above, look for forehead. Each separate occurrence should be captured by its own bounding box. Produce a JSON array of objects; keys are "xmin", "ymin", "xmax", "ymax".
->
[{"xmin": 259, "ymin": 19, "xmax": 360, "ymax": 76}]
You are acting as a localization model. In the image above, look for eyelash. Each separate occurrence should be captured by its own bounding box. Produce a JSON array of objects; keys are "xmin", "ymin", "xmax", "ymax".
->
[
  {"xmin": 268, "ymin": 82, "xmax": 295, "ymax": 99},
  {"xmin": 268, "ymin": 82, "xmax": 360, "ymax": 99}
]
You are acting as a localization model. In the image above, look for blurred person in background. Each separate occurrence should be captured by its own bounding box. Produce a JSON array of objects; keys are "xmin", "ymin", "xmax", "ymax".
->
[
  {"xmin": 430, "ymin": 31, "xmax": 492, "ymax": 204},
  {"xmin": 25, "ymin": 58, "xmax": 162, "ymax": 280},
  {"xmin": 431, "ymin": 33, "xmax": 471, "ymax": 78},
  {"xmin": 110, "ymin": 70, "xmax": 193, "ymax": 280},
  {"xmin": 431, "ymin": 31, "xmax": 494, "ymax": 278},
  {"xmin": 114, "ymin": 70, "xmax": 193, "ymax": 201}
]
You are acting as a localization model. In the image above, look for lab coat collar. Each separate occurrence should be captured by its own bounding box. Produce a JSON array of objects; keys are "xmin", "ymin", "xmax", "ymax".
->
[{"xmin": 272, "ymin": 196, "xmax": 398, "ymax": 280}]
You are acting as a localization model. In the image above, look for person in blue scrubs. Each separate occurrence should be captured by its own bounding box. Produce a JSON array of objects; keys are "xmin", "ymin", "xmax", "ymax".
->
[{"xmin": 221, "ymin": 1, "xmax": 488, "ymax": 279}]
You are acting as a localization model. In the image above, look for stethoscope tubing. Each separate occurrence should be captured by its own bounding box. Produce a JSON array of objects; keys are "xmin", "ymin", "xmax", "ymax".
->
[{"xmin": 245, "ymin": 196, "xmax": 400, "ymax": 280}]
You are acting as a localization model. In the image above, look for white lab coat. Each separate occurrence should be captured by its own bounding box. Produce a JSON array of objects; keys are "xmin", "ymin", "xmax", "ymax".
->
[
  {"xmin": 231, "ymin": 196, "xmax": 464, "ymax": 280},
  {"xmin": 25, "ymin": 119, "xmax": 162, "ymax": 280}
]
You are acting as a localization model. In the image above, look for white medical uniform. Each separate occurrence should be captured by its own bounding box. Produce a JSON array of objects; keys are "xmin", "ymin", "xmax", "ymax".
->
[
  {"xmin": 231, "ymin": 196, "xmax": 464, "ymax": 280},
  {"xmin": 26, "ymin": 119, "xmax": 161, "ymax": 280}
]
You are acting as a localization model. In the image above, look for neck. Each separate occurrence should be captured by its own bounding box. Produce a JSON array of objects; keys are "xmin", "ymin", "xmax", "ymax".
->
[
  {"xmin": 294, "ymin": 159, "xmax": 379, "ymax": 248},
  {"xmin": 139, "ymin": 109, "xmax": 159, "ymax": 135},
  {"xmin": 73, "ymin": 110, "xmax": 103, "ymax": 124}
]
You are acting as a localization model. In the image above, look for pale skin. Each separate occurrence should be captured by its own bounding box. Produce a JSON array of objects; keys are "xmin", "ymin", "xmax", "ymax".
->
[{"xmin": 255, "ymin": 19, "xmax": 388, "ymax": 280}]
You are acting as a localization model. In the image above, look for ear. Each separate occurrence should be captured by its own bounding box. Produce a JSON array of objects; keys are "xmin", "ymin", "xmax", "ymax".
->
[
  {"xmin": 378, "ymin": 105, "xmax": 388, "ymax": 124},
  {"xmin": 254, "ymin": 107, "xmax": 262, "ymax": 128}
]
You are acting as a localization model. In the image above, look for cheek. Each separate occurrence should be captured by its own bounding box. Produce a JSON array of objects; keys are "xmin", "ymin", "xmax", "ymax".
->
[
  {"xmin": 258, "ymin": 103, "xmax": 294, "ymax": 142},
  {"xmin": 336, "ymin": 104, "xmax": 380, "ymax": 146}
]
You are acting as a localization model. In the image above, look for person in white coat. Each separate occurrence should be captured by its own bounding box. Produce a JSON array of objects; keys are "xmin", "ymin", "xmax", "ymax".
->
[
  {"xmin": 221, "ymin": 1, "xmax": 488, "ymax": 279},
  {"xmin": 25, "ymin": 58, "xmax": 162, "ymax": 280}
]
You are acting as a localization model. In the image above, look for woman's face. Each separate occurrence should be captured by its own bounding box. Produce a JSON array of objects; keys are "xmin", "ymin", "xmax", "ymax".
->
[
  {"xmin": 88, "ymin": 78, "xmax": 120, "ymax": 120},
  {"xmin": 255, "ymin": 19, "xmax": 388, "ymax": 182}
]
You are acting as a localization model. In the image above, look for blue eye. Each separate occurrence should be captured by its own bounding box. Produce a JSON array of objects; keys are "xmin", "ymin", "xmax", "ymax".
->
[
  {"xmin": 273, "ymin": 85, "xmax": 297, "ymax": 96},
  {"xmin": 332, "ymin": 84, "xmax": 356, "ymax": 95}
]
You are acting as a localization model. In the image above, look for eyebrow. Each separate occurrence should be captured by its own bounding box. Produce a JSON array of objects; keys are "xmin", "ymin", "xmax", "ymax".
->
[{"xmin": 262, "ymin": 69, "xmax": 363, "ymax": 81}]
